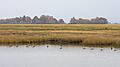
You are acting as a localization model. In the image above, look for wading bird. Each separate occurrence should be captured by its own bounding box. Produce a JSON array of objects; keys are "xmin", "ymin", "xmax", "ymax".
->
[{"xmin": 60, "ymin": 45, "xmax": 62, "ymax": 49}]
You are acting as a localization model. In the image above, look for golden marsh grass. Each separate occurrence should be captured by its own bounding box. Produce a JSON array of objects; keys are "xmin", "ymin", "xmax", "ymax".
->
[{"xmin": 0, "ymin": 24, "xmax": 120, "ymax": 47}]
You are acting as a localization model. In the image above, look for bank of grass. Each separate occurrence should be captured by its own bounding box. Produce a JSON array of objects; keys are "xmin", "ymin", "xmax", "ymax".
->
[{"xmin": 0, "ymin": 24, "xmax": 120, "ymax": 48}]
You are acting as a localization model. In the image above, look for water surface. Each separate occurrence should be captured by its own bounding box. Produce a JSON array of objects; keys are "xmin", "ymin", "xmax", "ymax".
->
[{"xmin": 0, "ymin": 45, "xmax": 120, "ymax": 67}]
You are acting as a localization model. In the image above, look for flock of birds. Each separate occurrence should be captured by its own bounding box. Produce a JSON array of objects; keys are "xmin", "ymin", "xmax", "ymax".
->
[
  {"xmin": 44, "ymin": 45, "xmax": 117, "ymax": 52},
  {"xmin": 9, "ymin": 44, "xmax": 119, "ymax": 52},
  {"xmin": 82, "ymin": 47, "xmax": 117, "ymax": 51},
  {"xmin": 84, "ymin": 47, "xmax": 119, "ymax": 52}
]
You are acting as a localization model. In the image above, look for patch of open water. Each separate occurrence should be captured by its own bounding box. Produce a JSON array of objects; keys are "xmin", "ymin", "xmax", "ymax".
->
[{"xmin": 0, "ymin": 45, "xmax": 120, "ymax": 67}]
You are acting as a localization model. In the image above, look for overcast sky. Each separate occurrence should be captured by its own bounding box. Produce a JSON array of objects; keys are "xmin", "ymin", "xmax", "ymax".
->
[{"xmin": 0, "ymin": 0, "xmax": 120, "ymax": 22}]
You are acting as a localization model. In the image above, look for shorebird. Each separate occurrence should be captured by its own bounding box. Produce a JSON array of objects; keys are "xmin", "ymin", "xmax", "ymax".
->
[
  {"xmin": 32, "ymin": 45, "xmax": 36, "ymax": 48},
  {"xmin": 16, "ymin": 45, "xmax": 19, "ymax": 47},
  {"xmin": 100, "ymin": 49, "xmax": 103, "ymax": 51},
  {"xmin": 26, "ymin": 45, "xmax": 29, "ymax": 47},
  {"xmin": 60, "ymin": 45, "xmax": 62, "ymax": 49},
  {"xmin": 47, "ymin": 45, "xmax": 49, "ymax": 48},
  {"xmin": 90, "ymin": 48, "xmax": 94, "ymax": 50},
  {"xmin": 9, "ymin": 45, "xmax": 13, "ymax": 47},
  {"xmin": 114, "ymin": 49, "xmax": 117, "ymax": 51},
  {"xmin": 111, "ymin": 47, "xmax": 113, "ymax": 50},
  {"xmin": 83, "ymin": 47, "xmax": 86, "ymax": 49}
]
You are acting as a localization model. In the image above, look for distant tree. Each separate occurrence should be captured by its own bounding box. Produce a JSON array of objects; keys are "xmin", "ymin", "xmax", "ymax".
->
[
  {"xmin": 58, "ymin": 19, "xmax": 65, "ymax": 24},
  {"xmin": 69, "ymin": 17, "xmax": 77, "ymax": 24},
  {"xmin": 39, "ymin": 15, "xmax": 49, "ymax": 23},
  {"xmin": 69, "ymin": 17, "xmax": 108, "ymax": 24},
  {"xmin": 32, "ymin": 16, "xmax": 39, "ymax": 23},
  {"xmin": 91, "ymin": 17, "xmax": 108, "ymax": 24}
]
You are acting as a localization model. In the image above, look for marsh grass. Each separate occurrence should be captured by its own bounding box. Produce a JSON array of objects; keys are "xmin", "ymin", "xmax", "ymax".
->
[{"xmin": 0, "ymin": 24, "xmax": 120, "ymax": 47}]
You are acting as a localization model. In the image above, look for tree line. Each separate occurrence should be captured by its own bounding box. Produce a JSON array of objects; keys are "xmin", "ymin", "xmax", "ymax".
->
[{"xmin": 0, "ymin": 15, "xmax": 108, "ymax": 24}]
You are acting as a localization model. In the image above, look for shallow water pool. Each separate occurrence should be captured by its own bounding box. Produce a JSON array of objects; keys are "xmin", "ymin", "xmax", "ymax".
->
[{"xmin": 0, "ymin": 45, "xmax": 120, "ymax": 67}]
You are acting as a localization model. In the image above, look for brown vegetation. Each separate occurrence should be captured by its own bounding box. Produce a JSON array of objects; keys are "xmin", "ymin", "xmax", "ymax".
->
[{"xmin": 0, "ymin": 24, "xmax": 119, "ymax": 47}]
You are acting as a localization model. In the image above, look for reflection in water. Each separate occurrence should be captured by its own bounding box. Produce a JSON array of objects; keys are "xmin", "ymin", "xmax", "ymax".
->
[{"xmin": 0, "ymin": 45, "xmax": 120, "ymax": 67}]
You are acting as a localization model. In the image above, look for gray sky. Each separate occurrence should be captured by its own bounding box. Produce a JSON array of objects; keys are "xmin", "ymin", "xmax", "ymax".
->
[{"xmin": 0, "ymin": 0, "xmax": 120, "ymax": 23}]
